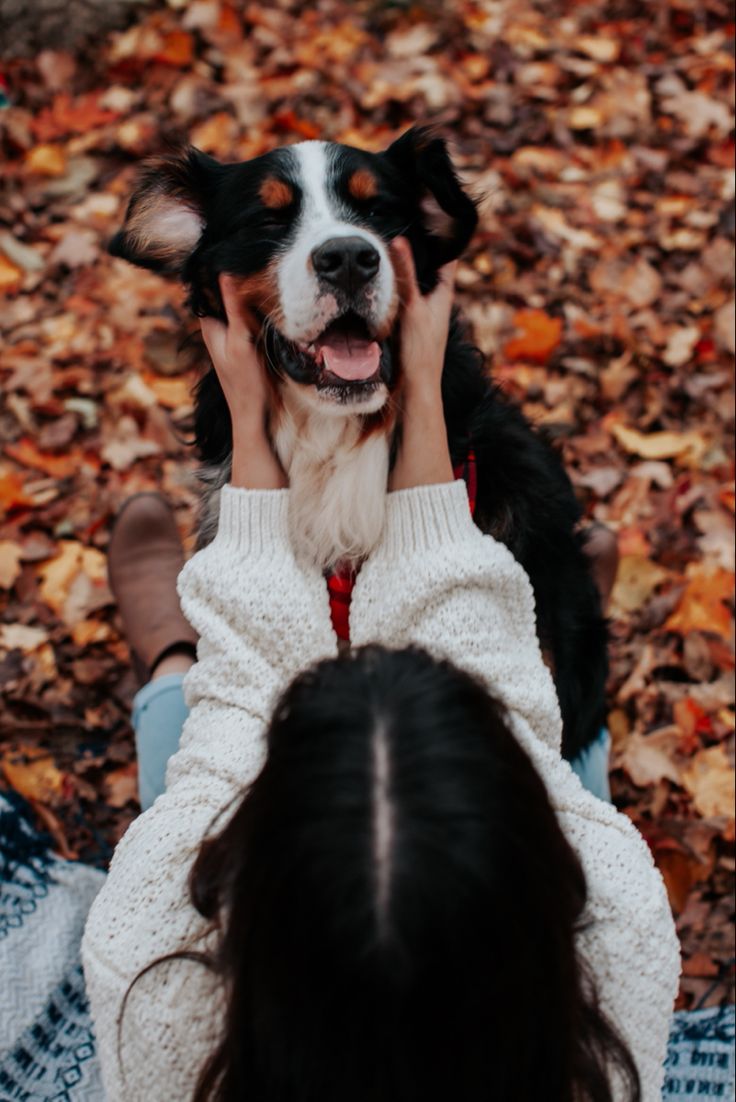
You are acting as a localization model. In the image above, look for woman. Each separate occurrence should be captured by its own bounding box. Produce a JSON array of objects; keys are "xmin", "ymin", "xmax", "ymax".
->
[{"xmin": 82, "ymin": 241, "xmax": 679, "ymax": 1101}]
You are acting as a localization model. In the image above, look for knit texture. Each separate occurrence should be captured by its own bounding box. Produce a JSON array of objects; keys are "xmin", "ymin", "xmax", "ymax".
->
[{"xmin": 82, "ymin": 480, "xmax": 679, "ymax": 1101}]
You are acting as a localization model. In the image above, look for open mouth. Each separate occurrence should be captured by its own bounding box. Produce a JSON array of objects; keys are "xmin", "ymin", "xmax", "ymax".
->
[{"xmin": 296, "ymin": 311, "xmax": 383, "ymax": 388}]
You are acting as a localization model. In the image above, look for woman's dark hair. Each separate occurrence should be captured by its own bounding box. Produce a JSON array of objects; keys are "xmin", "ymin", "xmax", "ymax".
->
[{"xmin": 190, "ymin": 645, "xmax": 639, "ymax": 1102}]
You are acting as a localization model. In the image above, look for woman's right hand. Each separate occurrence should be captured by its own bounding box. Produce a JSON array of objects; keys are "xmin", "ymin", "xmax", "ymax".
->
[{"xmin": 200, "ymin": 274, "xmax": 286, "ymax": 490}]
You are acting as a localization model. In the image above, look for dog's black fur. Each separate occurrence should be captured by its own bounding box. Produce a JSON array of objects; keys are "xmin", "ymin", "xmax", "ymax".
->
[{"xmin": 110, "ymin": 128, "xmax": 607, "ymax": 761}]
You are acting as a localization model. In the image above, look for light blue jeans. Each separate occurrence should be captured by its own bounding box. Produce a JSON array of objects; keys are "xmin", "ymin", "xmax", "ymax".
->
[{"xmin": 132, "ymin": 674, "xmax": 612, "ymax": 810}]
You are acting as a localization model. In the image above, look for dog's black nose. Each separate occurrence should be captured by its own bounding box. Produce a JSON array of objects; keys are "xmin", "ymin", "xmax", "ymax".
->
[{"xmin": 311, "ymin": 237, "xmax": 380, "ymax": 291}]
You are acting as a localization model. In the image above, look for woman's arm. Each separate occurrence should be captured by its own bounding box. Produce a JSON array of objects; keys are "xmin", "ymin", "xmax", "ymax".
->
[
  {"xmin": 82, "ymin": 283, "xmax": 337, "ymax": 1101},
  {"xmin": 352, "ymin": 248, "xmax": 679, "ymax": 1097}
]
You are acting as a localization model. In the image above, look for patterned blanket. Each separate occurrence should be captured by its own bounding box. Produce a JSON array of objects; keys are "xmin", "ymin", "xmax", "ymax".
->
[{"xmin": 1, "ymin": 792, "xmax": 733, "ymax": 1101}]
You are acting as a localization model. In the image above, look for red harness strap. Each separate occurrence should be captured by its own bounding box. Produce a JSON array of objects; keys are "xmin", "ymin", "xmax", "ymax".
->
[{"xmin": 326, "ymin": 451, "xmax": 477, "ymax": 642}]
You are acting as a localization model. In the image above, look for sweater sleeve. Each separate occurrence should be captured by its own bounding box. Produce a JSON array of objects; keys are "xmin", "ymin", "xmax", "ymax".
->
[
  {"xmin": 350, "ymin": 480, "xmax": 679, "ymax": 1099},
  {"xmin": 350, "ymin": 480, "xmax": 564, "ymax": 755},
  {"xmin": 82, "ymin": 487, "xmax": 337, "ymax": 1102}
]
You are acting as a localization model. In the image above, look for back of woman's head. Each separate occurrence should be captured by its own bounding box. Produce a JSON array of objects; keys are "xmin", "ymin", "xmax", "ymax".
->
[{"xmin": 191, "ymin": 645, "xmax": 639, "ymax": 1102}]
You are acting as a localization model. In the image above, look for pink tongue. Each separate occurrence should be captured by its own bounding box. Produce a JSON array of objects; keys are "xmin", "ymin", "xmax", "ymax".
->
[{"xmin": 315, "ymin": 333, "xmax": 381, "ymax": 381}]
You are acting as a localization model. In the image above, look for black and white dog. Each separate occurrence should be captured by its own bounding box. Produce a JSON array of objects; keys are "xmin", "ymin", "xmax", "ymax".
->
[{"xmin": 109, "ymin": 127, "xmax": 607, "ymax": 761}]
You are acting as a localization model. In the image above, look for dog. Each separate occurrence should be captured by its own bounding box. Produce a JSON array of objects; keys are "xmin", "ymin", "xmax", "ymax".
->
[{"xmin": 109, "ymin": 127, "xmax": 607, "ymax": 761}]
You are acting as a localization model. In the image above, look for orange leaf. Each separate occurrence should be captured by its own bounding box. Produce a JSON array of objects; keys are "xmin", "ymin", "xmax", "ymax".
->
[
  {"xmin": 4, "ymin": 437, "xmax": 84, "ymax": 479},
  {"xmin": 141, "ymin": 372, "xmax": 193, "ymax": 409},
  {"xmin": 664, "ymin": 565, "xmax": 734, "ymax": 639},
  {"xmin": 503, "ymin": 309, "xmax": 562, "ymax": 364},
  {"xmin": 0, "ymin": 253, "xmax": 23, "ymax": 292},
  {"xmin": 32, "ymin": 92, "xmax": 120, "ymax": 141},
  {"xmin": 0, "ymin": 468, "xmax": 36, "ymax": 510},
  {"xmin": 154, "ymin": 30, "xmax": 194, "ymax": 66},
  {"xmin": 273, "ymin": 110, "xmax": 321, "ymax": 140},
  {"xmin": 26, "ymin": 143, "xmax": 67, "ymax": 177},
  {"xmin": 1, "ymin": 746, "xmax": 66, "ymax": 805}
]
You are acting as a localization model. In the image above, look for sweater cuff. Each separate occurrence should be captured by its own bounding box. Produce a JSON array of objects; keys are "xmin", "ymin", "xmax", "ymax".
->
[
  {"xmin": 379, "ymin": 480, "xmax": 479, "ymax": 558},
  {"xmin": 214, "ymin": 485, "xmax": 291, "ymax": 555}
]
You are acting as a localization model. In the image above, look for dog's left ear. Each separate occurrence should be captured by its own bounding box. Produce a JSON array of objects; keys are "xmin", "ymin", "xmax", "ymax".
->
[{"xmin": 385, "ymin": 128, "xmax": 478, "ymax": 269}]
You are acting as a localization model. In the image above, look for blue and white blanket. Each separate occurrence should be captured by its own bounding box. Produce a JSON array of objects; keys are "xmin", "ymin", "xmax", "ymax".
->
[{"xmin": 0, "ymin": 792, "xmax": 733, "ymax": 1101}]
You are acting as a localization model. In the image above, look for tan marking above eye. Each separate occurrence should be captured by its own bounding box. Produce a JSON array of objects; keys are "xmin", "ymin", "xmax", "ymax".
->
[
  {"xmin": 259, "ymin": 177, "xmax": 293, "ymax": 209},
  {"xmin": 348, "ymin": 169, "xmax": 378, "ymax": 201}
]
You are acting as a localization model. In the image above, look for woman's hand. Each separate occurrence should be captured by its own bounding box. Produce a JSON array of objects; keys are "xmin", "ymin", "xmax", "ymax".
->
[
  {"xmin": 200, "ymin": 274, "xmax": 286, "ymax": 490},
  {"xmin": 388, "ymin": 238, "xmax": 457, "ymax": 491}
]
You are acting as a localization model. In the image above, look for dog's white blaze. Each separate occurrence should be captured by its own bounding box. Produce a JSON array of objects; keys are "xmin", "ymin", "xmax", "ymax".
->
[
  {"xmin": 273, "ymin": 385, "xmax": 391, "ymax": 570},
  {"xmin": 276, "ymin": 141, "xmax": 395, "ymax": 342}
]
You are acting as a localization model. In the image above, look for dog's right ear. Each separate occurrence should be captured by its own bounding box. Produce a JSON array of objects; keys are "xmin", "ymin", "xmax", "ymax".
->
[{"xmin": 109, "ymin": 148, "xmax": 218, "ymax": 274}]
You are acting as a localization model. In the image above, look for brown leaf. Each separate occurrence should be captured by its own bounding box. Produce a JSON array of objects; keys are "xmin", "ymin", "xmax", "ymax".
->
[
  {"xmin": 1, "ymin": 746, "xmax": 66, "ymax": 805},
  {"xmin": 620, "ymin": 728, "xmax": 682, "ymax": 787},
  {"xmin": 610, "ymin": 555, "xmax": 672, "ymax": 617},
  {"xmin": 681, "ymin": 745, "xmax": 735, "ymax": 819},
  {"xmin": 105, "ymin": 763, "xmax": 140, "ymax": 809},
  {"xmin": 0, "ymin": 541, "xmax": 23, "ymax": 589},
  {"xmin": 664, "ymin": 565, "xmax": 734, "ymax": 639}
]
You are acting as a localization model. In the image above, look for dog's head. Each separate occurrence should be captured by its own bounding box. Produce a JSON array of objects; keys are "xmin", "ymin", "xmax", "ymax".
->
[{"xmin": 110, "ymin": 128, "xmax": 477, "ymax": 414}]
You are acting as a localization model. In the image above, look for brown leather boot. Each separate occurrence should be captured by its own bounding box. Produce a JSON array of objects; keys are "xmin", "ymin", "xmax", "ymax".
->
[{"xmin": 107, "ymin": 493, "xmax": 198, "ymax": 682}]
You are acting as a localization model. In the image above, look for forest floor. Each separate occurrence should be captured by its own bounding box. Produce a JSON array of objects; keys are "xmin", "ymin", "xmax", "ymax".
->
[{"xmin": 0, "ymin": 0, "xmax": 733, "ymax": 1008}]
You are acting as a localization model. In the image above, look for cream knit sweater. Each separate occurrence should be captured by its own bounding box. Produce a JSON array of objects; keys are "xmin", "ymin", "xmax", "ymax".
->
[{"xmin": 82, "ymin": 481, "xmax": 679, "ymax": 1101}]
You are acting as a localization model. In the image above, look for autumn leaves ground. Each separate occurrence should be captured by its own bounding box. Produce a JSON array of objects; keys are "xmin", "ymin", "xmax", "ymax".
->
[{"xmin": 0, "ymin": 0, "xmax": 734, "ymax": 1007}]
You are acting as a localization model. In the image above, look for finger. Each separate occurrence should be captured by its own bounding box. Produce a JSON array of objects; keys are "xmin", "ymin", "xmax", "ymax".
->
[
  {"xmin": 219, "ymin": 273, "xmax": 252, "ymax": 336},
  {"xmin": 199, "ymin": 315, "xmax": 227, "ymax": 363},
  {"xmin": 390, "ymin": 237, "xmax": 419, "ymax": 306}
]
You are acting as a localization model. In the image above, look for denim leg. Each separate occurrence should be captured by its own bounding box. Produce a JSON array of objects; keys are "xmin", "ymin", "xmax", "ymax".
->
[
  {"xmin": 569, "ymin": 728, "xmax": 612, "ymax": 803},
  {"xmin": 131, "ymin": 673, "xmax": 191, "ymax": 811}
]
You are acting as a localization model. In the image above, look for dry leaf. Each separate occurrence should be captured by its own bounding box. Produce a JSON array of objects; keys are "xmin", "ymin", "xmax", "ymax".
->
[
  {"xmin": 0, "ymin": 540, "xmax": 23, "ymax": 588},
  {"xmin": 105, "ymin": 763, "xmax": 140, "ymax": 808},
  {"xmin": 38, "ymin": 541, "xmax": 111, "ymax": 625},
  {"xmin": 681, "ymin": 745, "xmax": 735, "ymax": 819},
  {"xmin": 610, "ymin": 555, "xmax": 672, "ymax": 616},
  {"xmin": 665, "ymin": 565, "xmax": 734, "ymax": 639},
  {"xmin": 0, "ymin": 253, "xmax": 23, "ymax": 292},
  {"xmin": 25, "ymin": 143, "xmax": 67, "ymax": 176},
  {"xmin": 608, "ymin": 420, "xmax": 709, "ymax": 466},
  {"xmin": 0, "ymin": 623, "xmax": 48, "ymax": 652},
  {"xmin": 620, "ymin": 728, "xmax": 682, "ymax": 787},
  {"xmin": 503, "ymin": 309, "xmax": 563, "ymax": 363},
  {"xmin": 1, "ymin": 747, "xmax": 66, "ymax": 805}
]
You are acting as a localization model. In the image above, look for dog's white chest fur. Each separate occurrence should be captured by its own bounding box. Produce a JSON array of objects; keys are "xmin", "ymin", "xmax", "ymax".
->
[{"xmin": 272, "ymin": 390, "xmax": 391, "ymax": 571}]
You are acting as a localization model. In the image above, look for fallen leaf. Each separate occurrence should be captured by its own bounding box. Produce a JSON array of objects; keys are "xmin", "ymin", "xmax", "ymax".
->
[
  {"xmin": 503, "ymin": 309, "xmax": 563, "ymax": 363},
  {"xmin": 663, "ymin": 326, "xmax": 701, "ymax": 368},
  {"xmin": 620, "ymin": 728, "xmax": 682, "ymax": 787},
  {"xmin": 105, "ymin": 763, "xmax": 139, "ymax": 808},
  {"xmin": 38, "ymin": 541, "xmax": 111, "ymax": 625},
  {"xmin": 590, "ymin": 255, "xmax": 665, "ymax": 308},
  {"xmin": 610, "ymin": 555, "xmax": 672, "ymax": 616},
  {"xmin": 4, "ymin": 437, "xmax": 84, "ymax": 479},
  {"xmin": 665, "ymin": 565, "xmax": 734, "ymax": 639},
  {"xmin": 0, "ymin": 623, "xmax": 48, "ymax": 652},
  {"xmin": 0, "ymin": 253, "xmax": 23, "ymax": 292},
  {"xmin": 0, "ymin": 540, "xmax": 23, "ymax": 588},
  {"xmin": 25, "ymin": 143, "xmax": 67, "ymax": 176},
  {"xmin": 49, "ymin": 229, "xmax": 99, "ymax": 268},
  {"xmin": 141, "ymin": 372, "xmax": 193, "ymax": 409},
  {"xmin": 681, "ymin": 745, "xmax": 735, "ymax": 819},
  {"xmin": 1, "ymin": 746, "xmax": 66, "ymax": 805},
  {"xmin": 608, "ymin": 420, "xmax": 709, "ymax": 466}
]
